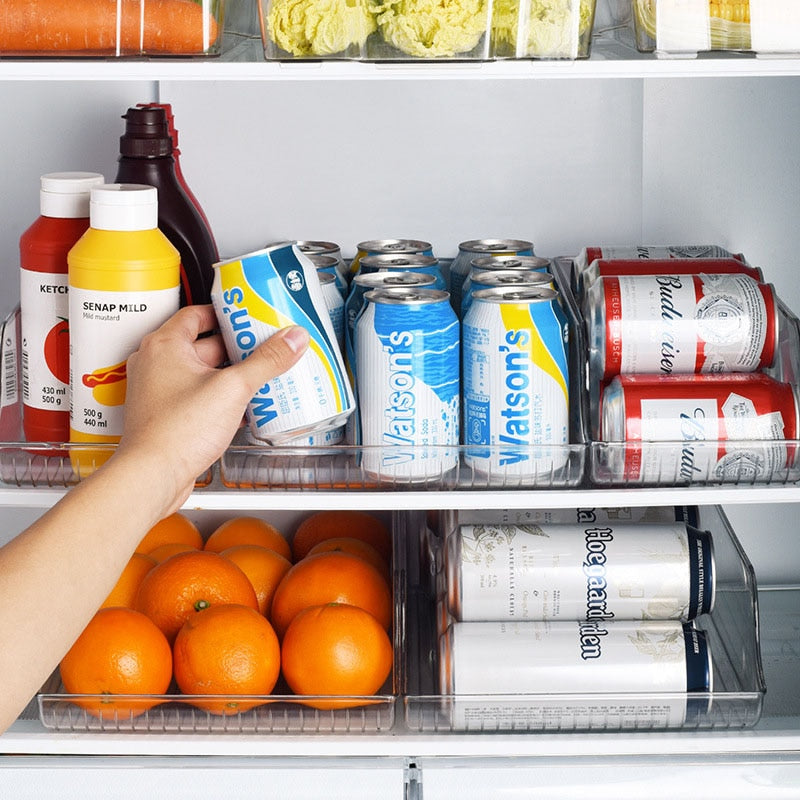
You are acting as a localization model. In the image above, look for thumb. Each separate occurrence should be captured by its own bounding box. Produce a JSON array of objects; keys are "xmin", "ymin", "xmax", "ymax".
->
[{"xmin": 230, "ymin": 325, "xmax": 310, "ymax": 397}]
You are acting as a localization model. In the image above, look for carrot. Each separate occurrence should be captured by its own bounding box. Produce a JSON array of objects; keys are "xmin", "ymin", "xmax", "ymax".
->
[{"xmin": 0, "ymin": 0, "xmax": 219, "ymax": 54}]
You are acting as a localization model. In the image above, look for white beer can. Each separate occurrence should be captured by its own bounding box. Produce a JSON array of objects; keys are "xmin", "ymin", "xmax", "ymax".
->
[
  {"xmin": 445, "ymin": 522, "xmax": 715, "ymax": 622},
  {"xmin": 440, "ymin": 620, "xmax": 712, "ymax": 730}
]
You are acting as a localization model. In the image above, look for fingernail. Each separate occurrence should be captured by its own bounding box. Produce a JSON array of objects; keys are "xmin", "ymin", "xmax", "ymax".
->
[{"xmin": 283, "ymin": 325, "xmax": 310, "ymax": 354}]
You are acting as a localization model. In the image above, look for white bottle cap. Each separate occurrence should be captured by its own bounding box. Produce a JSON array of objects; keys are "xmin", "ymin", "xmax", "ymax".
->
[
  {"xmin": 89, "ymin": 184, "xmax": 159, "ymax": 232},
  {"xmin": 40, "ymin": 171, "xmax": 105, "ymax": 218}
]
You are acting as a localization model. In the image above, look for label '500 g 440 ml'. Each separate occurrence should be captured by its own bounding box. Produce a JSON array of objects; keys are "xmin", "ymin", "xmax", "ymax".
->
[{"xmin": 212, "ymin": 244, "xmax": 354, "ymax": 445}]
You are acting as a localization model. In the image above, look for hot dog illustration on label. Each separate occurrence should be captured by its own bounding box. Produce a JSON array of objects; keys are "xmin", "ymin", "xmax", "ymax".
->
[{"xmin": 82, "ymin": 361, "xmax": 127, "ymax": 406}]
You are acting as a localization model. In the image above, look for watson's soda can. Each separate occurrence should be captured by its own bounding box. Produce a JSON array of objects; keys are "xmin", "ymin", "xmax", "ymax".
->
[
  {"xmin": 601, "ymin": 372, "xmax": 800, "ymax": 484},
  {"xmin": 579, "ymin": 257, "xmax": 764, "ymax": 295},
  {"xmin": 438, "ymin": 505, "xmax": 699, "ymax": 537},
  {"xmin": 448, "ymin": 239, "xmax": 535, "ymax": 313},
  {"xmin": 295, "ymin": 240, "xmax": 348, "ymax": 287},
  {"xmin": 318, "ymin": 271, "xmax": 345, "ymax": 351},
  {"xmin": 359, "ymin": 253, "xmax": 446, "ymax": 290},
  {"xmin": 585, "ymin": 274, "xmax": 778, "ymax": 381},
  {"xmin": 439, "ymin": 620, "xmax": 712, "ymax": 729},
  {"xmin": 573, "ymin": 244, "xmax": 747, "ymax": 274},
  {"xmin": 308, "ymin": 253, "xmax": 347, "ymax": 296},
  {"xmin": 356, "ymin": 287, "xmax": 460, "ymax": 481},
  {"xmin": 350, "ymin": 239, "xmax": 434, "ymax": 278},
  {"xmin": 462, "ymin": 287, "xmax": 570, "ymax": 481},
  {"xmin": 212, "ymin": 244, "xmax": 355, "ymax": 445},
  {"xmin": 446, "ymin": 521, "xmax": 715, "ymax": 622},
  {"xmin": 461, "ymin": 269, "xmax": 554, "ymax": 319}
]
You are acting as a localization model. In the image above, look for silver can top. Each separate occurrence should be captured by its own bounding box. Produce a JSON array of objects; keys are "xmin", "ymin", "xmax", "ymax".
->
[
  {"xmin": 471, "ymin": 269, "xmax": 553, "ymax": 288},
  {"xmin": 458, "ymin": 239, "xmax": 534, "ymax": 254},
  {"xmin": 470, "ymin": 254, "xmax": 550, "ymax": 271},
  {"xmin": 357, "ymin": 239, "xmax": 433, "ymax": 254},
  {"xmin": 295, "ymin": 240, "xmax": 341, "ymax": 255},
  {"xmin": 354, "ymin": 271, "xmax": 437, "ymax": 289},
  {"xmin": 360, "ymin": 253, "xmax": 439, "ymax": 270},
  {"xmin": 364, "ymin": 287, "xmax": 450, "ymax": 305},
  {"xmin": 472, "ymin": 286, "xmax": 559, "ymax": 304}
]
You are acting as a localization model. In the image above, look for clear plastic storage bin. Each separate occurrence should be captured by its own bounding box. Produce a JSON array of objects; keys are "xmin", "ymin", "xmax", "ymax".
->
[
  {"xmin": 38, "ymin": 509, "xmax": 398, "ymax": 734},
  {"xmin": 632, "ymin": 0, "xmax": 800, "ymax": 58},
  {"xmin": 404, "ymin": 505, "xmax": 765, "ymax": 733},
  {"xmin": 0, "ymin": 0, "xmax": 225, "ymax": 58}
]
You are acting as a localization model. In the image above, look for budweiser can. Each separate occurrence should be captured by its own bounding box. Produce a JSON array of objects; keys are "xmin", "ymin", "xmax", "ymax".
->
[
  {"xmin": 294, "ymin": 240, "xmax": 348, "ymax": 288},
  {"xmin": 439, "ymin": 620, "xmax": 712, "ymax": 729},
  {"xmin": 318, "ymin": 271, "xmax": 345, "ymax": 351},
  {"xmin": 461, "ymin": 269, "xmax": 554, "ymax": 319},
  {"xmin": 573, "ymin": 244, "xmax": 746, "ymax": 274},
  {"xmin": 462, "ymin": 287, "xmax": 570, "ymax": 480},
  {"xmin": 601, "ymin": 373, "xmax": 800, "ymax": 483},
  {"xmin": 211, "ymin": 244, "xmax": 355, "ymax": 445},
  {"xmin": 355, "ymin": 287, "xmax": 460, "ymax": 481},
  {"xmin": 448, "ymin": 239, "xmax": 535, "ymax": 312},
  {"xmin": 446, "ymin": 521, "xmax": 715, "ymax": 622},
  {"xmin": 350, "ymin": 239, "xmax": 434, "ymax": 278},
  {"xmin": 438, "ymin": 506, "xmax": 699, "ymax": 536},
  {"xmin": 579, "ymin": 257, "xmax": 764, "ymax": 296},
  {"xmin": 585, "ymin": 274, "xmax": 779, "ymax": 380}
]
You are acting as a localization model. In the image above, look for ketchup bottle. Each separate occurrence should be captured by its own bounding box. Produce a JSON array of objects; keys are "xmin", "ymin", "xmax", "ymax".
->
[
  {"xmin": 19, "ymin": 171, "xmax": 104, "ymax": 443},
  {"xmin": 114, "ymin": 105, "xmax": 218, "ymax": 306}
]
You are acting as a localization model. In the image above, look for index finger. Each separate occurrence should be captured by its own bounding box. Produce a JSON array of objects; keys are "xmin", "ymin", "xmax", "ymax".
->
[{"xmin": 159, "ymin": 304, "xmax": 219, "ymax": 341}]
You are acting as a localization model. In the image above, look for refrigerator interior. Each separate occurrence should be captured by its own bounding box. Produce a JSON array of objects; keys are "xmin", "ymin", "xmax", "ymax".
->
[{"xmin": 1, "ymin": 0, "xmax": 800, "ymax": 793}]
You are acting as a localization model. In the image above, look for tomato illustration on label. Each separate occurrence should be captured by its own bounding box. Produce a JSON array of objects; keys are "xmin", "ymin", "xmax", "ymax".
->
[
  {"xmin": 44, "ymin": 317, "xmax": 70, "ymax": 384},
  {"xmin": 82, "ymin": 361, "xmax": 127, "ymax": 406}
]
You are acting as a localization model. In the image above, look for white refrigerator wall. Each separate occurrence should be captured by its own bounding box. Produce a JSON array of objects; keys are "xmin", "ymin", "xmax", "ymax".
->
[{"xmin": 0, "ymin": 78, "xmax": 798, "ymax": 583}]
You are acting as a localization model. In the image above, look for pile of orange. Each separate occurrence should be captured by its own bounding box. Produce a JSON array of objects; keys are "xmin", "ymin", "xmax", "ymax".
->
[{"xmin": 62, "ymin": 510, "xmax": 394, "ymax": 717}]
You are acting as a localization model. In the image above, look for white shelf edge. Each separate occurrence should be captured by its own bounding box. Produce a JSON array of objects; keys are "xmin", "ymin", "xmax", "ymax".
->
[
  {"xmin": 3, "ymin": 40, "xmax": 800, "ymax": 81},
  {"xmin": 2, "ymin": 484, "xmax": 800, "ymax": 510}
]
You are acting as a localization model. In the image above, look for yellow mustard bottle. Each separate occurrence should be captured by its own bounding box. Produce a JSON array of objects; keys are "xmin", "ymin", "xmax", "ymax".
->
[{"xmin": 68, "ymin": 184, "xmax": 180, "ymax": 477}]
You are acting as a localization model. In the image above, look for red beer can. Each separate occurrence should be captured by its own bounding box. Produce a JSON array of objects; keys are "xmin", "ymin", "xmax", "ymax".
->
[
  {"xmin": 580, "ymin": 257, "xmax": 764, "ymax": 295},
  {"xmin": 600, "ymin": 373, "xmax": 800, "ymax": 484},
  {"xmin": 573, "ymin": 245, "xmax": 747, "ymax": 274},
  {"xmin": 585, "ymin": 273, "xmax": 779, "ymax": 381}
]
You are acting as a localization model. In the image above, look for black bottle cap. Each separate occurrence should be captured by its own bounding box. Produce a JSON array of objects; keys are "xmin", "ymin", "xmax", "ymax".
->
[{"xmin": 119, "ymin": 106, "xmax": 172, "ymax": 158}]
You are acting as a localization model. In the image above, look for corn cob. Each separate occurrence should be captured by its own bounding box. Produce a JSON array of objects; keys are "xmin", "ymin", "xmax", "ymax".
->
[{"xmin": 709, "ymin": 2, "xmax": 750, "ymax": 23}]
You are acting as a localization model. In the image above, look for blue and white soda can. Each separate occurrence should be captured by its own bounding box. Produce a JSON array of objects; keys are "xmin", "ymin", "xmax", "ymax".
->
[
  {"xmin": 461, "ymin": 268, "xmax": 554, "ymax": 319},
  {"xmin": 462, "ymin": 286, "xmax": 570, "ymax": 482},
  {"xmin": 355, "ymin": 287, "xmax": 460, "ymax": 481},
  {"xmin": 212, "ymin": 243, "xmax": 355, "ymax": 445},
  {"xmin": 448, "ymin": 239, "xmax": 535, "ymax": 314},
  {"xmin": 359, "ymin": 254, "xmax": 446, "ymax": 291}
]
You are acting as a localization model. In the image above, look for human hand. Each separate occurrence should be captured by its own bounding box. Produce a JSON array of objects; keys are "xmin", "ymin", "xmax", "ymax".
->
[{"xmin": 115, "ymin": 305, "xmax": 309, "ymax": 513}]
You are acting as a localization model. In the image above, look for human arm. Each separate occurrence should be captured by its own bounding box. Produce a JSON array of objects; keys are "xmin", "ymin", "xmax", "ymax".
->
[{"xmin": 0, "ymin": 305, "xmax": 309, "ymax": 733}]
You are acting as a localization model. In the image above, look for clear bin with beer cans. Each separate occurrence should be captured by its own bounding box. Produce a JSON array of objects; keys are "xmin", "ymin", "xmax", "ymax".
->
[
  {"xmin": 404, "ymin": 505, "xmax": 765, "ymax": 733},
  {"xmin": 552, "ymin": 252, "xmax": 800, "ymax": 487},
  {"xmin": 632, "ymin": 0, "xmax": 800, "ymax": 58}
]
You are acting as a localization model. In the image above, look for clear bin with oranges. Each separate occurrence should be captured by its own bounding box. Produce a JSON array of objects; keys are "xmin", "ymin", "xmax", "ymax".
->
[{"xmin": 38, "ymin": 509, "xmax": 399, "ymax": 733}]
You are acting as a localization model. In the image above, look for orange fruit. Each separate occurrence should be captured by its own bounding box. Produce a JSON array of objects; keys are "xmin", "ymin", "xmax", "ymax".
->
[
  {"xmin": 281, "ymin": 603, "xmax": 393, "ymax": 708},
  {"xmin": 100, "ymin": 553, "xmax": 157, "ymax": 609},
  {"xmin": 173, "ymin": 604, "xmax": 280, "ymax": 715},
  {"xmin": 135, "ymin": 550, "xmax": 258, "ymax": 643},
  {"xmin": 135, "ymin": 513, "xmax": 203, "ymax": 555},
  {"xmin": 204, "ymin": 516, "xmax": 291, "ymax": 561},
  {"xmin": 270, "ymin": 551, "xmax": 392, "ymax": 638},
  {"xmin": 220, "ymin": 545, "xmax": 292, "ymax": 616},
  {"xmin": 306, "ymin": 537, "xmax": 390, "ymax": 582},
  {"xmin": 291, "ymin": 511, "xmax": 391, "ymax": 562},
  {"xmin": 59, "ymin": 607, "xmax": 172, "ymax": 719},
  {"xmin": 148, "ymin": 542, "xmax": 200, "ymax": 563}
]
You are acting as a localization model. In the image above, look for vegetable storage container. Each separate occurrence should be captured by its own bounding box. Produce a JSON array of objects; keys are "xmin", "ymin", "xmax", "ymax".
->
[
  {"xmin": 633, "ymin": 0, "xmax": 800, "ymax": 57},
  {"xmin": 0, "ymin": 0, "xmax": 225, "ymax": 58}
]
